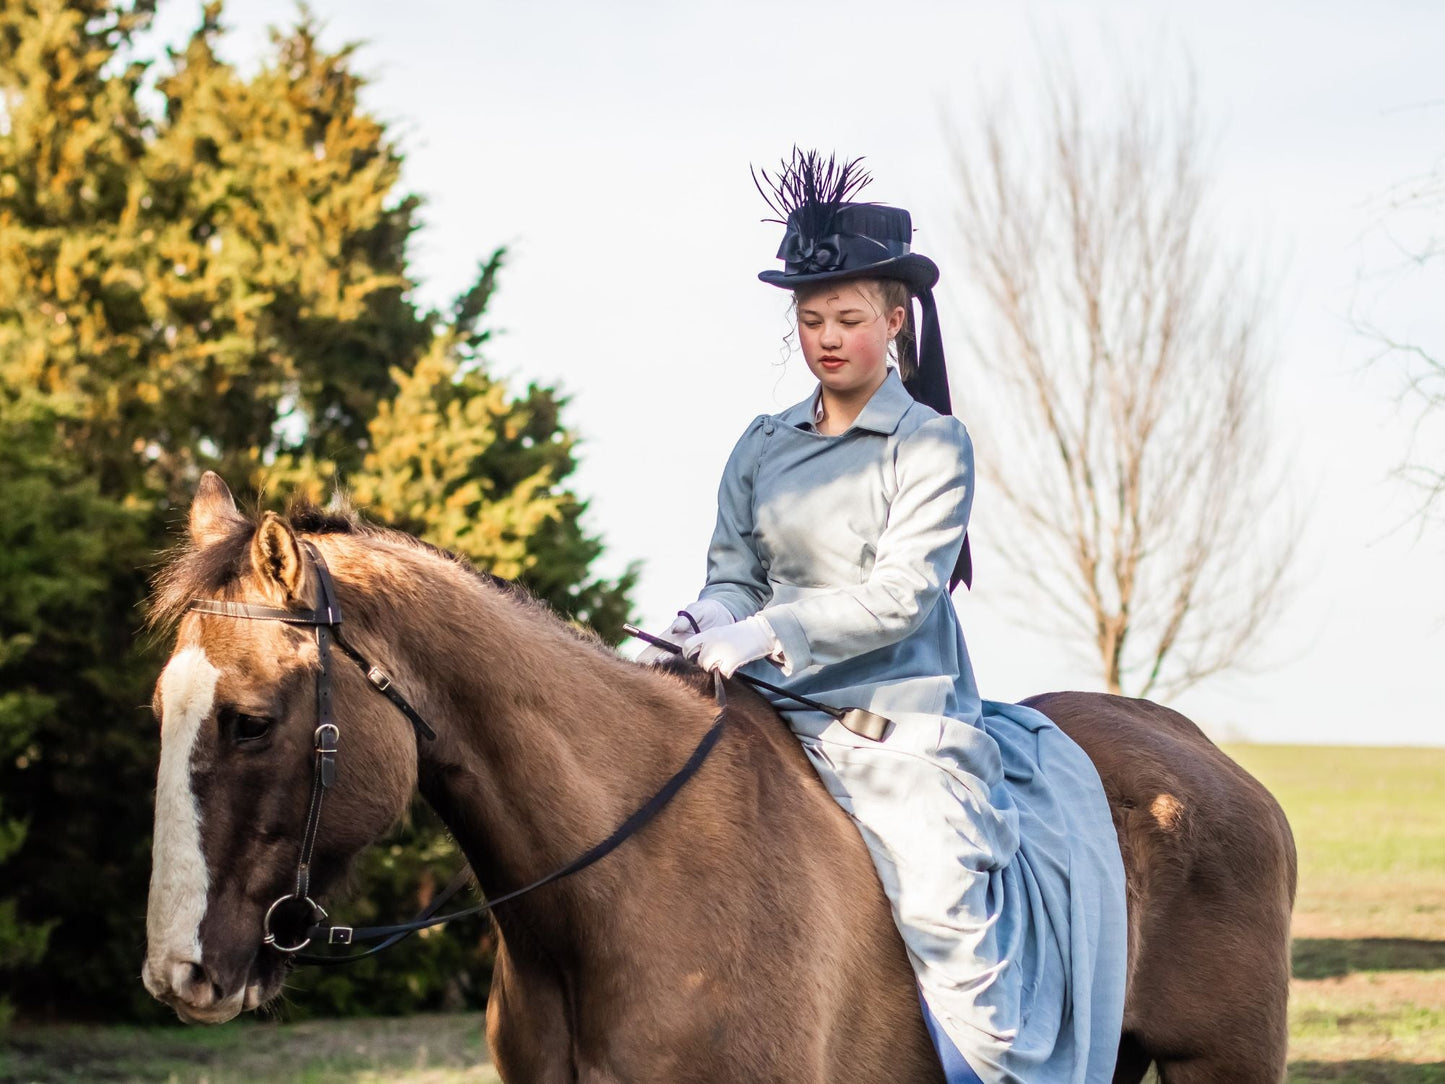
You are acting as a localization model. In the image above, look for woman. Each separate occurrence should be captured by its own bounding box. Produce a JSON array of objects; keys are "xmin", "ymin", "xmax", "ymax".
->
[{"xmin": 642, "ymin": 151, "xmax": 1127, "ymax": 1083}]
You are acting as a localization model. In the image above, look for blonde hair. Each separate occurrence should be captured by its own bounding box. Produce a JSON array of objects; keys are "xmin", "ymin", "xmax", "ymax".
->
[{"xmin": 791, "ymin": 277, "xmax": 916, "ymax": 379}]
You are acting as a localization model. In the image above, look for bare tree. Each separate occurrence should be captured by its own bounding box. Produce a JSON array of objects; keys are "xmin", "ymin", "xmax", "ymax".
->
[
  {"xmin": 1353, "ymin": 156, "xmax": 1445, "ymax": 524},
  {"xmin": 948, "ymin": 63, "xmax": 1296, "ymax": 699}
]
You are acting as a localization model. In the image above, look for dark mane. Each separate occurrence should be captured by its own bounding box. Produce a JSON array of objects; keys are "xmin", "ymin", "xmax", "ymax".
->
[
  {"xmin": 284, "ymin": 500, "xmax": 367, "ymax": 537},
  {"xmin": 149, "ymin": 498, "xmax": 552, "ymax": 637}
]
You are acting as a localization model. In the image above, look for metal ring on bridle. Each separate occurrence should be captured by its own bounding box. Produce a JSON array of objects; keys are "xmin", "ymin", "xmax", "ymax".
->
[{"xmin": 262, "ymin": 895, "xmax": 328, "ymax": 954}]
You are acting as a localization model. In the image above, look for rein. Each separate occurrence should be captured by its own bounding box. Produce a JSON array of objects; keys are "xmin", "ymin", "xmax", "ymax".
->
[{"xmin": 186, "ymin": 542, "xmax": 730, "ymax": 965}]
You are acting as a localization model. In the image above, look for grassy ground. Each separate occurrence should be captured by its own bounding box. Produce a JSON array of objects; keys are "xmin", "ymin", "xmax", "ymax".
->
[
  {"xmin": 0, "ymin": 1014, "xmax": 497, "ymax": 1084},
  {"xmin": 2, "ymin": 745, "xmax": 1440, "ymax": 1083},
  {"xmin": 1228, "ymin": 744, "xmax": 1445, "ymax": 1083}
]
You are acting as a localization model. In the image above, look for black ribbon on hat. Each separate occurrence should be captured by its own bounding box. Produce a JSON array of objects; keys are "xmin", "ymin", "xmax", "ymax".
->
[
  {"xmin": 902, "ymin": 287, "xmax": 971, "ymax": 590},
  {"xmin": 782, "ymin": 232, "xmax": 845, "ymax": 275},
  {"xmin": 903, "ymin": 287, "xmax": 950, "ymax": 417}
]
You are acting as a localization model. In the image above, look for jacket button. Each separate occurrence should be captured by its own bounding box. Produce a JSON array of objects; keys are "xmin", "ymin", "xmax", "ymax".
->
[{"xmin": 762, "ymin": 421, "xmax": 775, "ymax": 435}]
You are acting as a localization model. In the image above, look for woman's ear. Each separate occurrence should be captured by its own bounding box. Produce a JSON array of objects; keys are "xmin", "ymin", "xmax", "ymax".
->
[{"xmin": 887, "ymin": 304, "xmax": 907, "ymax": 340}]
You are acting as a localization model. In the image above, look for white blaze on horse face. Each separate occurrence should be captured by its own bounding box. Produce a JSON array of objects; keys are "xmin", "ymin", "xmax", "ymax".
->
[{"xmin": 146, "ymin": 646, "xmax": 219, "ymax": 973}]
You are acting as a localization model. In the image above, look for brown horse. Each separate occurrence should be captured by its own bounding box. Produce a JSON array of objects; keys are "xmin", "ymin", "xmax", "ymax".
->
[{"xmin": 143, "ymin": 474, "xmax": 1295, "ymax": 1083}]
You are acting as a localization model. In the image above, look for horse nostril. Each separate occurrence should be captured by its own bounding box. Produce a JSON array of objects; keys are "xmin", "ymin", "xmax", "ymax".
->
[{"xmin": 167, "ymin": 959, "xmax": 218, "ymax": 1007}]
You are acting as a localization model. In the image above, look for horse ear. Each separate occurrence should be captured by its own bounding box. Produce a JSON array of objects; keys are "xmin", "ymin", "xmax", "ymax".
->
[
  {"xmin": 251, "ymin": 511, "xmax": 307, "ymax": 602},
  {"xmin": 189, "ymin": 472, "xmax": 244, "ymax": 548}
]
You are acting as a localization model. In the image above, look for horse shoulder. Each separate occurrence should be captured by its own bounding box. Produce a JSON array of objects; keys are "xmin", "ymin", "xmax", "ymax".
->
[{"xmin": 639, "ymin": 664, "xmax": 943, "ymax": 1081}]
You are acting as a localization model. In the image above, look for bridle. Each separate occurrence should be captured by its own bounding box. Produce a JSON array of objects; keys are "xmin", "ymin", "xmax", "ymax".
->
[{"xmin": 185, "ymin": 540, "xmax": 729, "ymax": 964}]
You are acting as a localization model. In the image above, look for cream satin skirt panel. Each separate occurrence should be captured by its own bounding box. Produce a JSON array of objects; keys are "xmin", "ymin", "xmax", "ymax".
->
[{"xmin": 783, "ymin": 700, "xmax": 1128, "ymax": 1084}]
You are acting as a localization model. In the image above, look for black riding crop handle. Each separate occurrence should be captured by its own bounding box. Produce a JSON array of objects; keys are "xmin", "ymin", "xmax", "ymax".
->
[{"xmin": 625, "ymin": 624, "xmax": 842, "ymax": 715}]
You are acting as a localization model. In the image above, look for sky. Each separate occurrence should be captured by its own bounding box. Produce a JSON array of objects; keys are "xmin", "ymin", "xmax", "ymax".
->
[{"xmin": 140, "ymin": 0, "xmax": 1445, "ymax": 746}]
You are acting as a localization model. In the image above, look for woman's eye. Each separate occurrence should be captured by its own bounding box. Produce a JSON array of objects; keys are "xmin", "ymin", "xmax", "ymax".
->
[{"xmin": 234, "ymin": 714, "xmax": 273, "ymax": 743}]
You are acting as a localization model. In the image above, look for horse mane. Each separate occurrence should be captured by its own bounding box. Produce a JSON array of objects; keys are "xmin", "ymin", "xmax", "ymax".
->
[{"xmin": 148, "ymin": 497, "xmax": 549, "ymax": 638}]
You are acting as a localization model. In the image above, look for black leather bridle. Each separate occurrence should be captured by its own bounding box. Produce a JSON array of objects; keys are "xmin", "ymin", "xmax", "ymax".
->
[{"xmin": 186, "ymin": 541, "xmax": 729, "ymax": 964}]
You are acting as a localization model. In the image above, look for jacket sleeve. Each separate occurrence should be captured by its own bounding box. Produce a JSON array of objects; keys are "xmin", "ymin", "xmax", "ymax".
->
[
  {"xmin": 696, "ymin": 417, "xmax": 772, "ymax": 621},
  {"xmin": 762, "ymin": 415, "xmax": 973, "ymax": 673}
]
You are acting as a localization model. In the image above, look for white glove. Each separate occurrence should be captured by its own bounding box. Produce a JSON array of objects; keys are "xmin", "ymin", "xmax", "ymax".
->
[
  {"xmin": 684, "ymin": 615, "xmax": 781, "ymax": 678},
  {"xmin": 636, "ymin": 598, "xmax": 737, "ymax": 663}
]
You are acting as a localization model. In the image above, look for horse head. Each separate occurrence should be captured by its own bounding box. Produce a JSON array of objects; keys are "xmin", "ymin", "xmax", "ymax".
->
[{"xmin": 142, "ymin": 473, "xmax": 419, "ymax": 1023}]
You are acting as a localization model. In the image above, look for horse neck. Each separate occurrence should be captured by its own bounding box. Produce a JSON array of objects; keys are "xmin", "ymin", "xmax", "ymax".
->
[{"xmin": 316, "ymin": 533, "xmax": 717, "ymax": 919}]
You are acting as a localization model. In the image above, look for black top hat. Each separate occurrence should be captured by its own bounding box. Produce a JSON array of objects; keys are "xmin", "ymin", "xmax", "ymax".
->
[
  {"xmin": 758, "ymin": 202, "xmax": 941, "ymax": 294},
  {"xmin": 753, "ymin": 149, "xmax": 970, "ymax": 589}
]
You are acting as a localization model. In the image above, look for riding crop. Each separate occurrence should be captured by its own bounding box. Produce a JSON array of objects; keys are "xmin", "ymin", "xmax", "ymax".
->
[{"xmin": 624, "ymin": 623, "xmax": 893, "ymax": 741}]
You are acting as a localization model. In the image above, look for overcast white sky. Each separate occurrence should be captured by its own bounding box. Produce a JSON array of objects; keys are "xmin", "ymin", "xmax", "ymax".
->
[{"xmin": 142, "ymin": 1, "xmax": 1445, "ymax": 746}]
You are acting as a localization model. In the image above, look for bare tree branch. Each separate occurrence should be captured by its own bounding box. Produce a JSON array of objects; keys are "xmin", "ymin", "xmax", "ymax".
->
[
  {"xmin": 1350, "ymin": 141, "xmax": 1445, "ymax": 529},
  {"xmin": 948, "ymin": 56, "xmax": 1297, "ymax": 698}
]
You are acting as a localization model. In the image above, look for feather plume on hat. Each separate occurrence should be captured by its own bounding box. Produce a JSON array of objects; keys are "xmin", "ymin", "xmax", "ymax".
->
[{"xmin": 751, "ymin": 147, "xmax": 873, "ymax": 236}]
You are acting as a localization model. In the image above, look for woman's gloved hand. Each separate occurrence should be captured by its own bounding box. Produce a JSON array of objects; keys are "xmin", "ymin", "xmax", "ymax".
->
[
  {"xmin": 636, "ymin": 598, "xmax": 736, "ymax": 663},
  {"xmin": 684, "ymin": 614, "xmax": 782, "ymax": 678}
]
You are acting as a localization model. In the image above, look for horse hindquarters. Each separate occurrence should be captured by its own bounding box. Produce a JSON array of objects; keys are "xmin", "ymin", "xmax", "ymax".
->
[
  {"xmin": 1131, "ymin": 884, "xmax": 1293, "ymax": 1084},
  {"xmin": 1119, "ymin": 765, "xmax": 1294, "ymax": 1084},
  {"xmin": 1026, "ymin": 691, "xmax": 1296, "ymax": 1084}
]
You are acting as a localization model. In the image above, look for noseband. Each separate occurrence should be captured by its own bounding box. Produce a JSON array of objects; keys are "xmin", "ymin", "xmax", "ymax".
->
[{"xmin": 186, "ymin": 541, "xmax": 729, "ymax": 964}]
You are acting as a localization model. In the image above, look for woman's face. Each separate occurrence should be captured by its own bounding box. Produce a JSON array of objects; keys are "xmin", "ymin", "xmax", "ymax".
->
[{"xmin": 796, "ymin": 281, "xmax": 906, "ymax": 400}]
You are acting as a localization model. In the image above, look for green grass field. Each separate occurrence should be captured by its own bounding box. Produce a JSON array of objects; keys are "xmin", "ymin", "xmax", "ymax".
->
[
  {"xmin": 2, "ymin": 744, "xmax": 1441, "ymax": 1083},
  {"xmin": 1227, "ymin": 745, "xmax": 1445, "ymax": 1083}
]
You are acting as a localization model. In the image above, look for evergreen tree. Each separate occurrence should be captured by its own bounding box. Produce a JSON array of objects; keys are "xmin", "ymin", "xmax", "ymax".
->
[
  {"xmin": 0, "ymin": 0, "xmax": 170, "ymax": 1019},
  {"xmin": 0, "ymin": 0, "xmax": 633, "ymax": 1018},
  {"xmin": 0, "ymin": 390, "xmax": 136, "ymax": 1025},
  {"xmin": 278, "ymin": 248, "xmax": 638, "ymax": 635}
]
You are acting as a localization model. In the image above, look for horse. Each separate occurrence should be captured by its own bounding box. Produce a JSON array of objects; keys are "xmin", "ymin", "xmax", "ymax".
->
[{"xmin": 142, "ymin": 473, "xmax": 1296, "ymax": 1083}]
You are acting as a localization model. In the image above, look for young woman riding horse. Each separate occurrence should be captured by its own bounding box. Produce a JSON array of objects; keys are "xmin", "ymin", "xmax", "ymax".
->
[
  {"xmin": 140, "ymin": 153, "xmax": 1296, "ymax": 1084},
  {"xmin": 639, "ymin": 150, "xmax": 1127, "ymax": 1082}
]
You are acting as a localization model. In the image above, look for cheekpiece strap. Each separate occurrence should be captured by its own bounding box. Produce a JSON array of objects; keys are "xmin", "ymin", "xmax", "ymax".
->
[{"xmin": 303, "ymin": 543, "xmax": 343, "ymax": 624}]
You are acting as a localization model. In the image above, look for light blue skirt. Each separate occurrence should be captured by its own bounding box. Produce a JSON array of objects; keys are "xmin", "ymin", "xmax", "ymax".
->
[{"xmin": 782, "ymin": 699, "xmax": 1127, "ymax": 1084}]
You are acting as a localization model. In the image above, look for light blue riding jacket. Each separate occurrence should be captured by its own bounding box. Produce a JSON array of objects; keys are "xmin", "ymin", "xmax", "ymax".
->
[
  {"xmin": 694, "ymin": 369, "xmax": 1127, "ymax": 1084},
  {"xmin": 699, "ymin": 368, "xmax": 981, "ymax": 720}
]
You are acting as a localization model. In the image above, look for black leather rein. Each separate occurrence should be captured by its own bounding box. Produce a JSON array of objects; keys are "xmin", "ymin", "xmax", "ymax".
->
[{"xmin": 186, "ymin": 542, "xmax": 729, "ymax": 965}]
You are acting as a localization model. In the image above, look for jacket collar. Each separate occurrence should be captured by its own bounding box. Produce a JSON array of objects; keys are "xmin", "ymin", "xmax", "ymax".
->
[{"xmin": 780, "ymin": 367, "xmax": 914, "ymax": 436}]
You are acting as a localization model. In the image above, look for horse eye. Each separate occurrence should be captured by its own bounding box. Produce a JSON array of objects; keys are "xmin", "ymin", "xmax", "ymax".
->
[{"xmin": 233, "ymin": 713, "xmax": 273, "ymax": 743}]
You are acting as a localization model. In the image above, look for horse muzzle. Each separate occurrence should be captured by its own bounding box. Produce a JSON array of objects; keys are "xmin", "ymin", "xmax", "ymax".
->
[{"xmin": 142, "ymin": 952, "xmax": 268, "ymax": 1024}]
